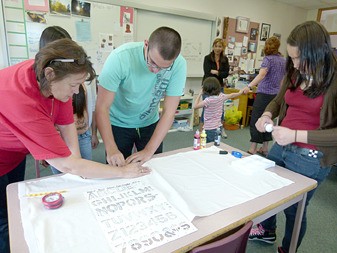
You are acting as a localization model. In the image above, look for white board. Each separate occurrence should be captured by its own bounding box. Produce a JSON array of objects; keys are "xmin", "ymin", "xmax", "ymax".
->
[{"xmin": 136, "ymin": 9, "xmax": 214, "ymax": 77}]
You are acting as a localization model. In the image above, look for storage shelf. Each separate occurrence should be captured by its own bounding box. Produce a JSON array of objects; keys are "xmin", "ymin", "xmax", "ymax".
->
[
  {"xmin": 175, "ymin": 109, "xmax": 193, "ymax": 116},
  {"xmin": 160, "ymin": 95, "xmax": 194, "ymax": 132}
]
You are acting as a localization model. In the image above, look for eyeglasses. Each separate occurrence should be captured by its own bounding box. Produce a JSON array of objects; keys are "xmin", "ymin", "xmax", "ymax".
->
[
  {"xmin": 49, "ymin": 56, "xmax": 90, "ymax": 65},
  {"xmin": 146, "ymin": 47, "xmax": 174, "ymax": 71}
]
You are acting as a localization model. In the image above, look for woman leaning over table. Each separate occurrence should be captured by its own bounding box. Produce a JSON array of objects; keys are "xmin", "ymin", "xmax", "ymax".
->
[
  {"xmin": 0, "ymin": 38, "xmax": 150, "ymax": 253},
  {"xmin": 248, "ymin": 21, "xmax": 337, "ymax": 253}
]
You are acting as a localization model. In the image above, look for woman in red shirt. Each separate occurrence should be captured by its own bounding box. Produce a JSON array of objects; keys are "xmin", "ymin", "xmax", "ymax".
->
[{"xmin": 0, "ymin": 38, "xmax": 150, "ymax": 253}]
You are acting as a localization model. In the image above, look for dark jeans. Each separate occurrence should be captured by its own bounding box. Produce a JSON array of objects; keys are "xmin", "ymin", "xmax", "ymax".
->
[
  {"xmin": 205, "ymin": 127, "xmax": 222, "ymax": 143},
  {"xmin": 0, "ymin": 158, "xmax": 26, "ymax": 253},
  {"xmin": 261, "ymin": 143, "xmax": 331, "ymax": 252},
  {"xmin": 205, "ymin": 129, "xmax": 216, "ymax": 143},
  {"xmin": 250, "ymin": 93, "xmax": 275, "ymax": 143},
  {"xmin": 111, "ymin": 121, "xmax": 163, "ymax": 159}
]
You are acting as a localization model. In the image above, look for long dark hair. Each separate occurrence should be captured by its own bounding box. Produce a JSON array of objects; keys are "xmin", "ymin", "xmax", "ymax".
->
[
  {"xmin": 72, "ymin": 84, "xmax": 86, "ymax": 118},
  {"xmin": 286, "ymin": 21, "xmax": 336, "ymax": 98},
  {"xmin": 39, "ymin": 26, "xmax": 71, "ymax": 49}
]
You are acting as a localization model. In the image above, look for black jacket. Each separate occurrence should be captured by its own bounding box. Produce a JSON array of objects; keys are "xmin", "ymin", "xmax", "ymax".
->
[{"xmin": 202, "ymin": 53, "xmax": 229, "ymax": 86}]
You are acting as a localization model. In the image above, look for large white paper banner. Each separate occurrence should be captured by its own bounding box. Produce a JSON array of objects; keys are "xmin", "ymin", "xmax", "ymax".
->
[{"xmin": 84, "ymin": 180, "xmax": 197, "ymax": 253}]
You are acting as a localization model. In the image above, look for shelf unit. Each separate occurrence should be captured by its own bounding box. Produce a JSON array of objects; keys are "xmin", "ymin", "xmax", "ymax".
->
[{"xmin": 160, "ymin": 95, "xmax": 194, "ymax": 132}]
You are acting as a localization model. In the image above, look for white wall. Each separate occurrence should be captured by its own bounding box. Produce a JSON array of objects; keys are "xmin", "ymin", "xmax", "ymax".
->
[
  {"xmin": 0, "ymin": 0, "xmax": 321, "ymax": 92},
  {"xmin": 125, "ymin": 0, "xmax": 308, "ymax": 92}
]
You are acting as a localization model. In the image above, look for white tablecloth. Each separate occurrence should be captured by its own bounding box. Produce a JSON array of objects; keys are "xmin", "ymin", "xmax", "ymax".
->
[{"xmin": 18, "ymin": 146, "xmax": 293, "ymax": 253}]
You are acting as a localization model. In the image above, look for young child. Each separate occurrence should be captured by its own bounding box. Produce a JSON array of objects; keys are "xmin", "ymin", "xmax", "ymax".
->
[{"xmin": 194, "ymin": 77, "xmax": 243, "ymax": 143}]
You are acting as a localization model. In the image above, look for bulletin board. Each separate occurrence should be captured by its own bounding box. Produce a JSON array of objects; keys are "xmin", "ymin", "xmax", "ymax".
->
[
  {"xmin": 223, "ymin": 17, "xmax": 260, "ymax": 72},
  {"xmin": 3, "ymin": 0, "xmax": 135, "ymax": 74},
  {"xmin": 2, "ymin": 0, "xmax": 216, "ymax": 76}
]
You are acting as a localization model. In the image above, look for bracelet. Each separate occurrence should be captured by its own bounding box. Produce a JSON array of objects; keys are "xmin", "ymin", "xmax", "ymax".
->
[
  {"xmin": 261, "ymin": 114, "xmax": 271, "ymax": 119},
  {"xmin": 294, "ymin": 130, "xmax": 297, "ymax": 142}
]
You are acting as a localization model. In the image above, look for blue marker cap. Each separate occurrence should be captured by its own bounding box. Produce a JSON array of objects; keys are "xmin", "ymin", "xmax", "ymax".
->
[{"xmin": 231, "ymin": 151, "xmax": 242, "ymax": 158}]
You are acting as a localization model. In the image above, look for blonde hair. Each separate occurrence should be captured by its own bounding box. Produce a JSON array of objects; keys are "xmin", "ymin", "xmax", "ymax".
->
[{"xmin": 212, "ymin": 38, "xmax": 225, "ymax": 48}]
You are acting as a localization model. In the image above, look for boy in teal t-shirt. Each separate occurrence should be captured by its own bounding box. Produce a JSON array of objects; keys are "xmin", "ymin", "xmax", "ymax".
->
[{"xmin": 97, "ymin": 26, "xmax": 187, "ymax": 166}]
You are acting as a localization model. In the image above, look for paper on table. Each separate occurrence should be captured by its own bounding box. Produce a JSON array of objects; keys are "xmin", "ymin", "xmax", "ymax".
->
[
  {"xmin": 18, "ymin": 146, "xmax": 293, "ymax": 252},
  {"xmin": 84, "ymin": 180, "xmax": 197, "ymax": 253},
  {"xmin": 146, "ymin": 146, "xmax": 293, "ymax": 217},
  {"xmin": 18, "ymin": 171, "xmax": 195, "ymax": 253},
  {"xmin": 231, "ymin": 154, "xmax": 276, "ymax": 175}
]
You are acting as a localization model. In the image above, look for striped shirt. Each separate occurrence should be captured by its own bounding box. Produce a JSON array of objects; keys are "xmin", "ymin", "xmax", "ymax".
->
[{"xmin": 203, "ymin": 93, "xmax": 227, "ymax": 130}]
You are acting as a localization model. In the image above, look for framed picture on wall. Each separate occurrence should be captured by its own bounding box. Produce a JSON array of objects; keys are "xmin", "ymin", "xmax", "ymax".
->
[
  {"xmin": 317, "ymin": 7, "xmax": 337, "ymax": 35},
  {"xmin": 250, "ymin": 28, "xmax": 258, "ymax": 40},
  {"xmin": 236, "ymin": 16, "xmax": 250, "ymax": 33},
  {"xmin": 260, "ymin": 23, "xmax": 271, "ymax": 41},
  {"xmin": 248, "ymin": 42, "xmax": 257, "ymax": 52}
]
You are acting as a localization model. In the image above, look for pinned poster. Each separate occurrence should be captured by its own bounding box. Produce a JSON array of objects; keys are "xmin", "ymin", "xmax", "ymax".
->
[
  {"xmin": 120, "ymin": 6, "xmax": 134, "ymax": 26},
  {"xmin": 98, "ymin": 33, "xmax": 114, "ymax": 52},
  {"xmin": 24, "ymin": 0, "xmax": 49, "ymax": 12}
]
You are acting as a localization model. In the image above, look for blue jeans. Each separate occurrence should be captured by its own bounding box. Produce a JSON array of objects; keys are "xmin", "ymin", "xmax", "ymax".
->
[
  {"xmin": 0, "ymin": 158, "xmax": 26, "ymax": 253},
  {"xmin": 261, "ymin": 143, "xmax": 331, "ymax": 252},
  {"xmin": 205, "ymin": 127, "xmax": 222, "ymax": 143},
  {"xmin": 51, "ymin": 130, "xmax": 92, "ymax": 174},
  {"xmin": 205, "ymin": 129, "xmax": 216, "ymax": 143}
]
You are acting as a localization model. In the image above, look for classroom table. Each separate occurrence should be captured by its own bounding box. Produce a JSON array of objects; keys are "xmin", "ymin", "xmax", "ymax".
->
[{"xmin": 7, "ymin": 143, "xmax": 317, "ymax": 253}]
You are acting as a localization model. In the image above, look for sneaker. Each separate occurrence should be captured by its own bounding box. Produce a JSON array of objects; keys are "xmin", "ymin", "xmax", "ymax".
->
[
  {"xmin": 221, "ymin": 128, "xmax": 227, "ymax": 138},
  {"xmin": 249, "ymin": 223, "xmax": 276, "ymax": 244}
]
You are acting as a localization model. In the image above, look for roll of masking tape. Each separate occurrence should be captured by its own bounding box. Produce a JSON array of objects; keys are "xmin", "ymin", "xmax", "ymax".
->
[{"xmin": 42, "ymin": 192, "xmax": 64, "ymax": 209}]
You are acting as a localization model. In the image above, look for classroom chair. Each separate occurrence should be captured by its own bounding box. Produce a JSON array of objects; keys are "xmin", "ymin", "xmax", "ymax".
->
[{"xmin": 190, "ymin": 221, "xmax": 253, "ymax": 253}]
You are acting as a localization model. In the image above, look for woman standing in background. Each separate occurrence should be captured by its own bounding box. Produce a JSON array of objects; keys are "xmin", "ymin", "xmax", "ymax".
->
[
  {"xmin": 243, "ymin": 36, "xmax": 285, "ymax": 156},
  {"xmin": 201, "ymin": 38, "xmax": 229, "ymax": 137}
]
